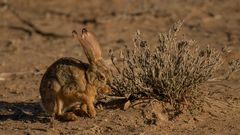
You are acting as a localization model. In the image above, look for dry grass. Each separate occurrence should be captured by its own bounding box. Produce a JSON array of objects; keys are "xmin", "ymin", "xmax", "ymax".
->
[
  {"xmin": 225, "ymin": 59, "xmax": 240, "ymax": 80},
  {"xmin": 109, "ymin": 21, "xmax": 222, "ymax": 114}
]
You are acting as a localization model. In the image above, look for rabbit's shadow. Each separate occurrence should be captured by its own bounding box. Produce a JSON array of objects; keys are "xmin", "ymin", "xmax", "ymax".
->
[
  {"xmin": 0, "ymin": 98, "xmax": 125, "ymax": 123},
  {"xmin": 0, "ymin": 101, "xmax": 50, "ymax": 123}
]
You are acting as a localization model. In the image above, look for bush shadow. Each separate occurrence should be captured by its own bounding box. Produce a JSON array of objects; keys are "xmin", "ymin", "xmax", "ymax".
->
[{"xmin": 96, "ymin": 98, "xmax": 127, "ymax": 110}]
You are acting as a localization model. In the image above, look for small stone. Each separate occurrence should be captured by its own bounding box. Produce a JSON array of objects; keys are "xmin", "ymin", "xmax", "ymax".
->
[{"xmin": 123, "ymin": 100, "xmax": 131, "ymax": 110}]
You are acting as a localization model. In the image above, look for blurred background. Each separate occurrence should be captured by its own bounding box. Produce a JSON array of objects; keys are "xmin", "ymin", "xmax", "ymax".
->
[{"xmin": 0, "ymin": 0, "xmax": 239, "ymax": 73}]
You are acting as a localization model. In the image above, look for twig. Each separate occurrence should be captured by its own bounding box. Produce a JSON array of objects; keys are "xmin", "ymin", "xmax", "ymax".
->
[
  {"xmin": 0, "ymin": 25, "xmax": 32, "ymax": 36},
  {"xmin": 207, "ymin": 77, "xmax": 224, "ymax": 82},
  {"xmin": 0, "ymin": 70, "xmax": 44, "ymax": 78},
  {"xmin": 10, "ymin": 9, "xmax": 70, "ymax": 38},
  {"xmin": 12, "ymin": 105, "xmax": 33, "ymax": 116},
  {"xmin": 99, "ymin": 95, "xmax": 127, "ymax": 100},
  {"xmin": 98, "ymin": 95, "xmax": 128, "ymax": 103}
]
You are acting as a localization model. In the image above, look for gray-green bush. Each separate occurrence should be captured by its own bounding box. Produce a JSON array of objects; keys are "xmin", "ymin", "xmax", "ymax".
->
[{"xmin": 109, "ymin": 21, "xmax": 222, "ymax": 114}]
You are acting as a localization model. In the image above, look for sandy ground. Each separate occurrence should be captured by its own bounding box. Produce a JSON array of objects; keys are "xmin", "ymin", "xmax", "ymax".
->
[{"xmin": 0, "ymin": 0, "xmax": 240, "ymax": 134}]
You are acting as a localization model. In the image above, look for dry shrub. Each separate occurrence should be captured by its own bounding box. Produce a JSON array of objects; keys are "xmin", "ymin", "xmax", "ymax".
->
[
  {"xmin": 225, "ymin": 59, "xmax": 240, "ymax": 80},
  {"xmin": 109, "ymin": 21, "xmax": 222, "ymax": 114}
]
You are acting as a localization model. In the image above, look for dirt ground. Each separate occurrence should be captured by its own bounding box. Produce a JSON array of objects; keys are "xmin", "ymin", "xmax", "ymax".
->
[{"xmin": 0, "ymin": 0, "xmax": 240, "ymax": 134}]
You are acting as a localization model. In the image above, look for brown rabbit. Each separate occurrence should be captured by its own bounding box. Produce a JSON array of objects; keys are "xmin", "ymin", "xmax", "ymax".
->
[{"xmin": 39, "ymin": 28, "xmax": 112, "ymax": 121}]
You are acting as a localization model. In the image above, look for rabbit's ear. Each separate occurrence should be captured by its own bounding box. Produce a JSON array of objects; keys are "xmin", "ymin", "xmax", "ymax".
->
[{"xmin": 72, "ymin": 28, "xmax": 102, "ymax": 64}]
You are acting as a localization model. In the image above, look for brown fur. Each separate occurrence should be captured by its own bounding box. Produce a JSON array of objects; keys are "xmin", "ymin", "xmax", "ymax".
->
[{"xmin": 39, "ymin": 29, "xmax": 111, "ymax": 121}]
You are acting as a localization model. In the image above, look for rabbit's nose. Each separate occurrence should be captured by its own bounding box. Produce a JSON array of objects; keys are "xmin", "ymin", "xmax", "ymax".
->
[{"xmin": 99, "ymin": 85, "xmax": 112, "ymax": 94}]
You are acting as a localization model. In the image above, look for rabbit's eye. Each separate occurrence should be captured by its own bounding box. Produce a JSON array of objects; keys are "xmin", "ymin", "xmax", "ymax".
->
[{"xmin": 98, "ymin": 73, "xmax": 105, "ymax": 81}]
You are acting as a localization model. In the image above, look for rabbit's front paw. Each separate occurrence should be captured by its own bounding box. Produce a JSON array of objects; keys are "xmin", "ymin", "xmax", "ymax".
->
[
  {"xmin": 73, "ymin": 104, "xmax": 88, "ymax": 117},
  {"xmin": 88, "ymin": 106, "xmax": 97, "ymax": 118}
]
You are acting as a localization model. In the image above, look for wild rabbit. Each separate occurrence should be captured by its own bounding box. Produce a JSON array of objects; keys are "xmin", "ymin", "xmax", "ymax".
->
[{"xmin": 39, "ymin": 28, "xmax": 112, "ymax": 121}]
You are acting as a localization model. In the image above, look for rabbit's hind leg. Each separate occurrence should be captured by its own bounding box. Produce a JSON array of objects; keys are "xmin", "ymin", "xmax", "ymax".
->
[
  {"xmin": 55, "ymin": 98, "xmax": 78, "ymax": 121},
  {"xmin": 57, "ymin": 112, "xmax": 78, "ymax": 121}
]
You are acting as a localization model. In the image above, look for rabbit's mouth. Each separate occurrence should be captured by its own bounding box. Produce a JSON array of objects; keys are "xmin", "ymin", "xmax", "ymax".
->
[{"xmin": 98, "ymin": 85, "xmax": 112, "ymax": 94}]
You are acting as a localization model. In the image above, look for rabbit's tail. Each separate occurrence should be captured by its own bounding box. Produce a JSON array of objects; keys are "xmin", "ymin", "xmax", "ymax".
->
[
  {"xmin": 40, "ymin": 90, "xmax": 58, "ymax": 115},
  {"xmin": 39, "ymin": 78, "xmax": 61, "ymax": 115}
]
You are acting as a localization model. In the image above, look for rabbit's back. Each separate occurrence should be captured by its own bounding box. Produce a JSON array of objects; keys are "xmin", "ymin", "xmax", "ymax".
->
[
  {"xmin": 47, "ymin": 57, "xmax": 88, "ymax": 86},
  {"xmin": 39, "ymin": 57, "xmax": 89, "ymax": 113}
]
